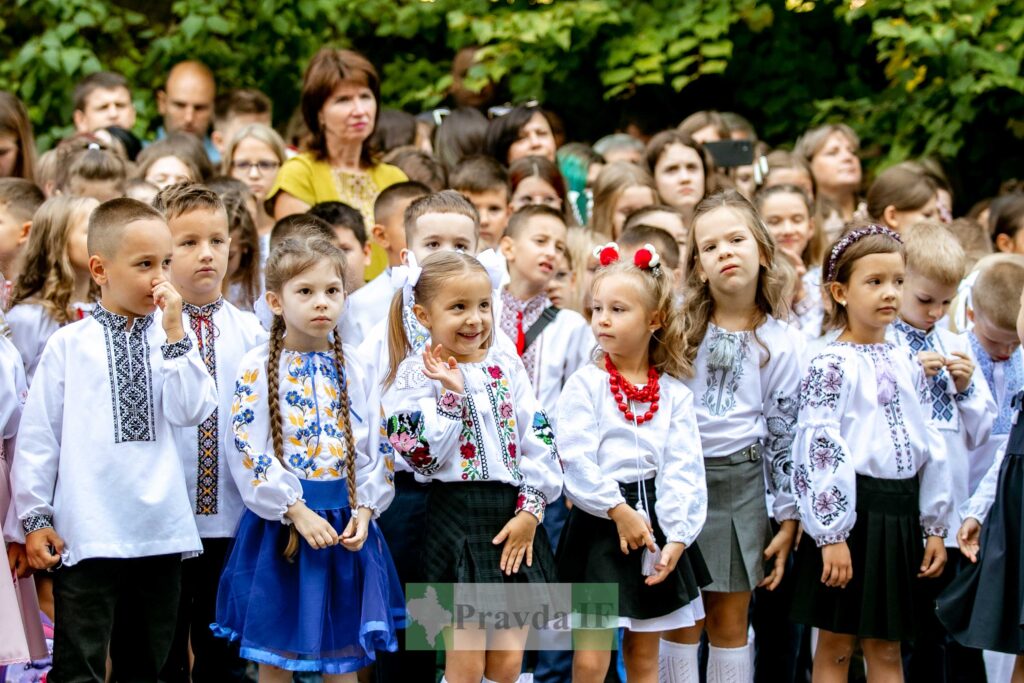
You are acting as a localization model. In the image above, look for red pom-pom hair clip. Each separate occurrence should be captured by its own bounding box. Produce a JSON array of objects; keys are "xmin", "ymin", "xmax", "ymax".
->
[
  {"xmin": 633, "ymin": 243, "xmax": 662, "ymax": 275},
  {"xmin": 593, "ymin": 242, "xmax": 620, "ymax": 267}
]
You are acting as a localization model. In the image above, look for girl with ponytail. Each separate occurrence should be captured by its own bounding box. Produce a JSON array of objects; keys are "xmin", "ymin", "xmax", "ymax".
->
[{"xmin": 212, "ymin": 236, "xmax": 404, "ymax": 681}]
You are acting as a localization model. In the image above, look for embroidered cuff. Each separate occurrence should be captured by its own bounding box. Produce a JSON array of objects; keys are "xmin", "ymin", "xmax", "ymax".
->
[
  {"xmin": 923, "ymin": 525, "xmax": 948, "ymax": 539},
  {"xmin": 516, "ymin": 485, "xmax": 547, "ymax": 523},
  {"xmin": 814, "ymin": 531, "xmax": 850, "ymax": 547},
  {"xmin": 161, "ymin": 335, "xmax": 193, "ymax": 360},
  {"xmin": 437, "ymin": 390, "xmax": 464, "ymax": 420},
  {"xmin": 954, "ymin": 383, "xmax": 976, "ymax": 402},
  {"xmin": 22, "ymin": 515, "xmax": 53, "ymax": 535}
]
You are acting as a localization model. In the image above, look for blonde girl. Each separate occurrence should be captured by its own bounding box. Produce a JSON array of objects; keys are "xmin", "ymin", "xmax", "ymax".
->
[
  {"xmin": 213, "ymin": 237, "xmax": 403, "ymax": 680},
  {"xmin": 7, "ymin": 195, "xmax": 98, "ymax": 382},
  {"xmin": 660, "ymin": 190, "xmax": 805, "ymax": 680},
  {"xmin": 557, "ymin": 243, "xmax": 709, "ymax": 683},
  {"xmin": 223, "ymin": 123, "xmax": 287, "ymax": 238},
  {"xmin": 380, "ymin": 251, "xmax": 562, "ymax": 683},
  {"xmin": 590, "ymin": 162, "xmax": 658, "ymax": 239}
]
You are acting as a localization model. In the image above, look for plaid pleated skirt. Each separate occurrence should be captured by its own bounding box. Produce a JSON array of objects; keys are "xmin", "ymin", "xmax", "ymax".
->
[
  {"xmin": 789, "ymin": 474, "xmax": 925, "ymax": 642},
  {"xmin": 422, "ymin": 481, "xmax": 557, "ymax": 584}
]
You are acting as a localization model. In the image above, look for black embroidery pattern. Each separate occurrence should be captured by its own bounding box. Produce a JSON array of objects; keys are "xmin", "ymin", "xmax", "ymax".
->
[
  {"xmin": 95, "ymin": 307, "xmax": 157, "ymax": 443},
  {"xmin": 186, "ymin": 300, "xmax": 223, "ymax": 516}
]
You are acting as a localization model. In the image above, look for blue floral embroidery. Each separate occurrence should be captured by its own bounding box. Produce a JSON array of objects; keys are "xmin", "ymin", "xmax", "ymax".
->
[{"xmin": 800, "ymin": 353, "xmax": 844, "ymax": 410}]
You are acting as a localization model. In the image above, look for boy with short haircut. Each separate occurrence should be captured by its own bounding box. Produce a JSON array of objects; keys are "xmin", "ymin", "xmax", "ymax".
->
[
  {"xmin": 0, "ymin": 179, "xmax": 45, "ymax": 293},
  {"xmin": 449, "ymin": 155, "xmax": 510, "ymax": 250},
  {"xmin": 964, "ymin": 256, "xmax": 1024, "ymax": 490},
  {"xmin": 8, "ymin": 198, "xmax": 218, "ymax": 681},
  {"xmin": 339, "ymin": 181, "xmax": 429, "ymax": 346},
  {"xmin": 210, "ymin": 88, "xmax": 272, "ymax": 157},
  {"xmin": 498, "ymin": 204, "xmax": 593, "ymax": 424},
  {"xmin": 888, "ymin": 222, "xmax": 995, "ymax": 681},
  {"xmin": 72, "ymin": 71, "xmax": 136, "ymax": 134},
  {"xmin": 153, "ymin": 184, "xmax": 267, "ymax": 683},
  {"xmin": 308, "ymin": 200, "xmax": 372, "ymax": 294}
]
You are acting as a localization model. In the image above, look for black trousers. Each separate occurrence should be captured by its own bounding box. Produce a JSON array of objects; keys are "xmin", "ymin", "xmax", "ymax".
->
[
  {"xmin": 50, "ymin": 554, "xmax": 181, "ymax": 683},
  {"xmin": 160, "ymin": 537, "xmax": 247, "ymax": 683},
  {"xmin": 373, "ymin": 472, "xmax": 438, "ymax": 683}
]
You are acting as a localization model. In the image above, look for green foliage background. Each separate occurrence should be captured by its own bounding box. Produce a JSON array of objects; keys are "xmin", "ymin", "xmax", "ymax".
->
[{"xmin": 2, "ymin": 0, "xmax": 1023, "ymax": 206}]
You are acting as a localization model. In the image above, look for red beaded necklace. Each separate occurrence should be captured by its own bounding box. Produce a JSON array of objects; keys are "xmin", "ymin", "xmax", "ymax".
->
[{"xmin": 604, "ymin": 354, "xmax": 661, "ymax": 424}]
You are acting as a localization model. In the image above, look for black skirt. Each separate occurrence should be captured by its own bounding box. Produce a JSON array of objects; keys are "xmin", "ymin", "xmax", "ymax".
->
[
  {"xmin": 789, "ymin": 474, "xmax": 925, "ymax": 641},
  {"xmin": 937, "ymin": 445, "xmax": 1024, "ymax": 654},
  {"xmin": 421, "ymin": 481, "xmax": 557, "ymax": 584},
  {"xmin": 556, "ymin": 477, "xmax": 711, "ymax": 621}
]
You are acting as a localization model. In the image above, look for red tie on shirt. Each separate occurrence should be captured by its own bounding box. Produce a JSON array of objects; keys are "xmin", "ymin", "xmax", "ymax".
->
[{"xmin": 515, "ymin": 311, "xmax": 526, "ymax": 356}]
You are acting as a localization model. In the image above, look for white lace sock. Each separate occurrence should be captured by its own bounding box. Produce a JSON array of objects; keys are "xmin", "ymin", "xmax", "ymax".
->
[
  {"xmin": 659, "ymin": 639, "xmax": 700, "ymax": 683},
  {"xmin": 707, "ymin": 644, "xmax": 752, "ymax": 683}
]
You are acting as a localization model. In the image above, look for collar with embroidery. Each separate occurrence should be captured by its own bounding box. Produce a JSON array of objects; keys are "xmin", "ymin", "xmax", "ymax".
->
[
  {"xmin": 183, "ymin": 298, "xmax": 225, "ymax": 318},
  {"xmin": 92, "ymin": 304, "xmax": 153, "ymax": 333},
  {"xmin": 500, "ymin": 288, "xmax": 549, "ymax": 315}
]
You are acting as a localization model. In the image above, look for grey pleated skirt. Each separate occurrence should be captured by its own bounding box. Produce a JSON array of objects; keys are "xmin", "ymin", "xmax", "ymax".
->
[{"xmin": 695, "ymin": 443, "xmax": 772, "ymax": 593}]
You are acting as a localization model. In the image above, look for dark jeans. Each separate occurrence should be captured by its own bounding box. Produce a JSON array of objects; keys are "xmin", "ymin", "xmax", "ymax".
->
[
  {"xmin": 373, "ymin": 472, "xmax": 438, "ymax": 683},
  {"xmin": 903, "ymin": 553, "xmax": 987, "ymax": 683},
  {"xmin": 161, "ymin": 537, "xmax": 247, "ymax": 683},
  {"xmin": 50, "ymin": 554, "xmax": 181, "ymax": 683}
]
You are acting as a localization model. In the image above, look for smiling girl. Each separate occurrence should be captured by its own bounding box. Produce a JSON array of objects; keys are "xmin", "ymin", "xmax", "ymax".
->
[{"xmin": 381, "ymin": 251, "xmax": 562, "ymax": 683}]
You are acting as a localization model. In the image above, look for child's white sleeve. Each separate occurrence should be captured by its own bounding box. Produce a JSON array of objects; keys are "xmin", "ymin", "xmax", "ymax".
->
[
  {"xmin": 510, "ymin": 358, "xmax": 563, "ymax": 523},
  {"xmin": 160, "ymin": 336, "xmax": 219, "ymax": 428},
  {"xmin": 556, "ymin": 371, "xmax": 626, "ymax": 519},
  {"xmin": 655, "ymin": 386, "xmax": 707, "ymax": 547},
  {"xmin": 8, "ymin": 337, "xmax": 65, "ymax": 543},
  {"xmin": 792, "ymin": 352, "xmax": 858, "ymax": 546},
  {"xmin": 380, "ymin": 359, "xmax": 464, "ymax": 476},
  {"xmin": 346, "ymin": 359, "xmax": 394, "ymax": 517},
  {"xmin": 962, "ymin": 442, "xmax": 1006, "ymax": 525},
  {"xmin": 0, "ymin": 336, "xmax": 26, "ymax": 440},
  {"xmin": 229, "ymin": 359, "xmax": 304, "ymax": 522},
  {"xmin": 954, "ymin": 359, "xmax": 996, "ymax": 451},
  {"xmin": 762, "ymin": 328, "xmax": 804, "ymax": 523},
  {"xmin": 916, "ymin": 363, "xmax": 953, "ymax": 537}
]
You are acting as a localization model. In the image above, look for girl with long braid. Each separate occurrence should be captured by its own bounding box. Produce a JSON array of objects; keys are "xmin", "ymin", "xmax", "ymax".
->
[{"xmin": 212, "ymin": 237, "xmax": 404, "ymax": 681}]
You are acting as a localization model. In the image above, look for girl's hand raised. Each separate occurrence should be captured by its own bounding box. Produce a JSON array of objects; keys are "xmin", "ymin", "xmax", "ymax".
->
[
  {"xmin": 341, "ymin": 507, "xmax": 373, "ymax": 552},
  {"xmin": 645, "ymin": 541, "xmax": 685, "ymax": 586},
  {"xmin": 493, "ymin": 510, "xmax": 539, "ymax": 575},
  {"xmin": 609, "ymin": 503, "xmax": 656, "ymax": 555},
  {"xmin": 821, "ymin": 541, "xmax": 852, "ymax": 588},
  {"xmin": 422, "ymin": 344, "xmax": 464, "ymax": 394},
  {"xmin": 759, "ymin": 519, "xmax": 799, "ymax": 591},
  {"xmin": 957, "ymin": 518, "xmax": 982, "ymax": 563},
  {"xmin": 286, "ymin": 500, "xmax": 339, "ymax": 550}
]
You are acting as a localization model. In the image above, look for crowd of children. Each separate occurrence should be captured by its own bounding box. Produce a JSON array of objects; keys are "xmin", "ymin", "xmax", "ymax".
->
[{"xmin": 3, "ymin": 47, "xmax": 1024, "ymax": 683}]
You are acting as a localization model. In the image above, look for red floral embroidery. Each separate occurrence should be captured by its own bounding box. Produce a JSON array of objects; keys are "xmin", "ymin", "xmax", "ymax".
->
[
  {"xmin": 487, "ymin": 365, "xmax": 503, "ymax": 379},
  {"xmin": 460, "ymin": 442, "xmax": 476, "ymax": 460}
]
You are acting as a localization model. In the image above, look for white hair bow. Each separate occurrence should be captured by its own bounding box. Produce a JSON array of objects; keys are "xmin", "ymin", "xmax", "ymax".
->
[
  {"xmin": 475, "ymin": 249, "xmax": 508, "ymax": 291},
  {"xmin": 390, "ymin": 252, "xmax": 423, "ymax": 307}
]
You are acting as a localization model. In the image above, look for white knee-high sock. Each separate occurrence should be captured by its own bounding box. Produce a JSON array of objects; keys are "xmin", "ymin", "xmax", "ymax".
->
[
  {"xmin": 707, "ymin": 644, "xmax": 752, "ymax": 683},
  {"xmin": 659, "ymin": 639, "xmax": 700, "ymax": 683}
]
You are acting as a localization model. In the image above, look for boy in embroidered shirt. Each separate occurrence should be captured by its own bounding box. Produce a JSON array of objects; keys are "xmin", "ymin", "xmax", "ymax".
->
[
  {"xmin": 964, "ymin": 258, "xmax": 1024, "ymax": 489},
  {"xmin": 340, "ymin": 181, "xmax": 429, "ymax": 346},
  {"xmin": 449, "ymin": 155, "xmax": 510, "ymax": 251},
  {"xmin": 498, "ymin": 204, "xmax": 593, "ymax": 424},
  {"xmin": 153, "ymin": 183, "xmax": 267, "ymax": 683},
  {"xmin": 8, "ymin": 197, "xmax": 218, "ymax": 682},
  {"xmin": 0, "ymin": 179, "xmax": 45, "ymax": 295},
  {"xmin": 889, "ymin": 222, "xmax": 995, "ymax": 681}
]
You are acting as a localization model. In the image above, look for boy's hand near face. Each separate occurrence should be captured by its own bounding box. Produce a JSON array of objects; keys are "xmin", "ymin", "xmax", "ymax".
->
[{"xmin": 153, "ymin": 278, "xmax": 185, "ymax": 343}]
